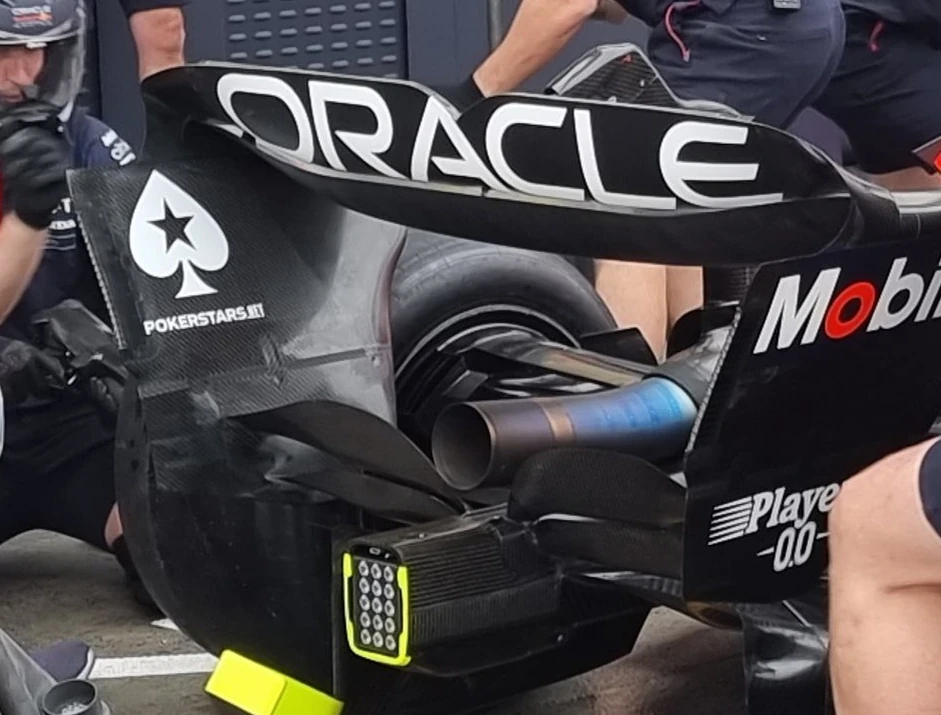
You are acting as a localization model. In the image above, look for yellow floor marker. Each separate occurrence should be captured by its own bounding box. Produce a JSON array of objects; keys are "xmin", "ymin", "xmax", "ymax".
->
[{"xmin": 205, "ymin": 650, "xmax": 344, "ymax": 715}]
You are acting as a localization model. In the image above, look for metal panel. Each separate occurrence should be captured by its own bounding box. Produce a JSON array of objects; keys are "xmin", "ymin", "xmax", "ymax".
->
[{"xmin": 224, "ymin": 0, "xmax": 407, "ymax": 77}]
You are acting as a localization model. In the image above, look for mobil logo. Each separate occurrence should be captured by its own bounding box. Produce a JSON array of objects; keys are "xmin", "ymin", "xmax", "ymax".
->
[{"xmin": 753, "ymin": 254, "xmax": 941, "ymax": 354}]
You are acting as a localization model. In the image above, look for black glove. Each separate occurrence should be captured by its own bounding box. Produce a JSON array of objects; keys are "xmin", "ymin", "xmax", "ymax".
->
[
  {"xmin": 0, "ymin": 116, "xmax": 70, "ymax": 230},
  {"xmin": 84, "ymin": 374, "xmax": 123, "ymax": 420},
  {"xmin": 30, "ymin": 299, "xmax": 127, "ymax": 420},
  {"xmin": 0, "ymin": 338, "xmax": 65, "ymax": 406},
  {"xmin": 432, "ymin": 75, "xmax": 484, "ymax": 113}
]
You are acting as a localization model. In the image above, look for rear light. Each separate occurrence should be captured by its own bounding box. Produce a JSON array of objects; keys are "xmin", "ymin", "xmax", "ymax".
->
[
  {"xmin": 340, "ymin": 513, "xmax": 561, "ymax": 668},
  {"xmin": 342, "ymin": 550, "xmax": 411, "ymax": 667}
]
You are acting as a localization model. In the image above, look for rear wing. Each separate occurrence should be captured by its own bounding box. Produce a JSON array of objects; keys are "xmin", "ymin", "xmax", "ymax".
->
[
  {"xmin": 141, "ymin": 61, "xmax": 860, "ymax": 266},
  {"xmin": 682, "ymin": 238, "xmax": 941, "ymax": 601}
]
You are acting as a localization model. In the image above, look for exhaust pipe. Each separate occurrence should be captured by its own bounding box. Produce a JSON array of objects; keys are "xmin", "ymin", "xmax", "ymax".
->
[{"xmin": 431, "ymin": 376, "xmax": 698, "ymax": 491}]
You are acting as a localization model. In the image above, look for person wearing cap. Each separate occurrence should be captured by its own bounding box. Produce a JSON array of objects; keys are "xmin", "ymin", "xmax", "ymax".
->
[{"xmin": 0, "ymin": 0, "xmax": 158, "ymax": 617}]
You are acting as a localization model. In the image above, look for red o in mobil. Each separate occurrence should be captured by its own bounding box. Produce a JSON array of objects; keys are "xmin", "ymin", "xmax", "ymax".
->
[{"xmin": 824, "ymin": 281, "xmax": 876, "ymax": 339}]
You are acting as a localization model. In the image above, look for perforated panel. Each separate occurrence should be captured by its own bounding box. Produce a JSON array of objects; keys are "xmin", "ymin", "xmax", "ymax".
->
[{"xmin": 225, "ymin": 0, "xmax": 407, "ymax": 78}]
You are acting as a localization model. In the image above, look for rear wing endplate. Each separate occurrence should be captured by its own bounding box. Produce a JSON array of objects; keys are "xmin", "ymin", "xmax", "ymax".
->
[{"xmin": 682, "ymin": 238, "xmax": 941, "ymax": 601}]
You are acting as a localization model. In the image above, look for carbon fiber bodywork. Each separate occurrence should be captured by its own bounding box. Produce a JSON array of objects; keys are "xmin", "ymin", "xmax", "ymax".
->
[
  {"xmin": 65, "ymin": 44, "xmax": 941, "ymax": 715},
  {"xmin": 72, "ymin": 146, "xmax": 403, "ymax": 688},
  {"xmin": 69, "ymin": 103, "xmax": 651, "ymax": 705}
]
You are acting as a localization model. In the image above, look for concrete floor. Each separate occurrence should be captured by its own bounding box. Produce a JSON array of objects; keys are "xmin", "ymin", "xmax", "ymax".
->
[{"xmin": 0, "ymin": 532, "xmax": 747, "ymax": 715}]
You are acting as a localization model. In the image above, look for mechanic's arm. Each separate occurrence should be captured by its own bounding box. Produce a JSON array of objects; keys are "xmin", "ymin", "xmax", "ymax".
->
[
  {"xmin": 129, "ymin": 7, "xmax": 186, "ymax": 79},
  {"xmin": 473, "ymin": 0, "xmax": 628, "ymax": 96},
  {"xmin": 0, "ymin": 122, "xmax": 70, "ymax": 323},
  {"xmin": 0, "ymin": 214, "xmax": 46, "ymax": 323}
]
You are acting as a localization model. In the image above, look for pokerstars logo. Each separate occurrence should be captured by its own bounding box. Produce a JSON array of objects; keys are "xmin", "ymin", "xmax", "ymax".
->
[
  {"xmin": 753, "ymin": 256, "xmax": 941, "ymax": 354},
  {"xmin": 128, "ymin": 171, "xmax": 267, "ymax": 337},
  {"xmin": 129, "ymin": 171, "xmax": 229, "ymax": 299}
]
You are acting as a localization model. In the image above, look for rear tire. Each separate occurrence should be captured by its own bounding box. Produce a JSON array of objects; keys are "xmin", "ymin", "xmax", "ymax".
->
[
  {"xmin": 391, "ymin": 230, "xmax": 614, "ymax": 362},
  {"xmin": 391, "ymin": 230, "xmax": 615, "ymax": 448}
]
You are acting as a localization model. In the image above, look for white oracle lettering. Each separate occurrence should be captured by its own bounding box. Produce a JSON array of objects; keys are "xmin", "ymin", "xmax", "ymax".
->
[
  {"xmin": 410, "ymin": 97, "xmax": 508, "ymax": 192},
  {"xmin": 307, "ymin": 80, "xmax": 403, "ymax": 179},
  {"xmin": 217, "ymin": 73, "xmax": 316, "ymax": 165},
  {"xmin": 485, "ymin": 102, "xmax": 584, "ymax": 203},
  {"xmin": 659, "ymin": 121, "xmax": 784, "ymax": 209},
  {"xmin": 573, "ymin": 108, "xmax": 676, "ymax": 211}
]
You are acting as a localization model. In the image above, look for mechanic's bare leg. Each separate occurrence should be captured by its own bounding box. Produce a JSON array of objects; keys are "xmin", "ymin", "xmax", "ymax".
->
[
  {"xmin": 128, "ymin": 7, "xmax": 185, "ymax": 80},
  {"xmin": 104, "ymin": 503, "xmax": 122, "ymax": 548},
  {"xmin": 594, "ymin": 259, "xmax": 668, "ymax": 360},
  {"xmin": 104, "ymin": 501, "xmax": 161, "ymax": 612},
  {"xmin": 472, "ymin": 0, "xmax": 625, "ymax": 96},
  {"xmin": 666, "ymin": 265, "xmax": 703, "ymax": 330},
  {"xmin": 638, "ymin": 165, "xmax": 941, "ymax": 342},
  {"xmin": 868, "ymin": 166, "xmax": 941, "ymax": 191},
  {"xmin": 829, "ymin": 438, "xmax": 941, "ymax": 715},
  {"xmin": 594, "ymin": 262, "xmax": 702, "ymax": 361},
  {"xmin": 645, "ymin": 165, "xmax": 941, "ymax": 343}
]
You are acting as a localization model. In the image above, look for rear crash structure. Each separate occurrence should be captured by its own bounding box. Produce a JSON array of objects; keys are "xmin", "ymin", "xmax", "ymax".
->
[{"xmin": 66, "ymin": 45, "xmax": 941, "ymax": 715}]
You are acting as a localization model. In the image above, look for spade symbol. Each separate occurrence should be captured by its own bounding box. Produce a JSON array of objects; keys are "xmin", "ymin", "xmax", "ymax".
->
[{"xmin": 129, "ymin": 171, "xmax": 230, "ymax": 299}]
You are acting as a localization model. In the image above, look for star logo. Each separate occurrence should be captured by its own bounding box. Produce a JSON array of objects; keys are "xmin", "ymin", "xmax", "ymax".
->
[
  {"xmin": 129, "ymin": 171, "xmax": 230, "ymax": 299},
  {"xmin": 149, "ymin": 201, "xmax": 196, "ymax": 252}
]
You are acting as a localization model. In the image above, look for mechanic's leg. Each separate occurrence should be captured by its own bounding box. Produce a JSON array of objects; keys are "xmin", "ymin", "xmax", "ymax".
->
[
  {"xmin": 472, "ymin": 0, "xmax": 618, "ymax": 96},
  {"xmin": 649, "ymin": 0, "xmax": 845, "ymax": 141},
  {"xmin": 594, "ymin": 260, "xmax": 668, "ymax": 359},
  {"xmin": 0, "ymin": 451, "xmax": 43, "ymax": 548},
  {"xmin": 38, "ymin": 441, "xmax": 161, "ymax": 612},
  {"xmin": 38, "ymin": 443, "xmax": 114, "ymax": 552},
  {"xmin": 595, "ymin": 261, "xmax": 702, "ymax": 359},
  {"xmin": 126, "ymin": 6, "xmax": 186, "ymax": 79},
  {"xmin": 104, "ymin": 503, "xmax": 122, "ymax": 547},
  {"xmin": 666, "ymin": 265, "xmax": 703, "ymax": 331},
  {"xmin": 815, "ymin": 12, "xmax": 941, "ymax": 195},
  {"xmin": 601, "ymin": 0, "xmax": 846, "ymax": 351},
  {"xmin": 870, "ymin": 167, "xmax": 941, "ymax": 191},
  {"xmin": 829, "ymin": 438, "xmax": 941, "ymax": 715}
]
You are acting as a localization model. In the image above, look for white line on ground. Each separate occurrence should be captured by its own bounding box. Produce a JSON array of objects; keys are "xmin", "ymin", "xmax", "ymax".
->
[
  {"xmin": 150, "ymin": 618, "xmax": 181, "ymax": 632},
  {"xmin": 89, "ymin": 653, "xmax": 219, "ymax": 680}
]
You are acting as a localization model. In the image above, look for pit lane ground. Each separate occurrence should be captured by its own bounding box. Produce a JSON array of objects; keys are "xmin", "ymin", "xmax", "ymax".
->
[{"xmin": 0, "ymin": 532, "xmax": 746, "ymax": 715}]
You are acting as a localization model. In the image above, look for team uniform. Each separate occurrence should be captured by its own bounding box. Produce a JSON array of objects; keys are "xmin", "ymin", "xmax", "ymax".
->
[
  {"xmin": 813, "ymin": 1, "xmax": 941, "ymax": 174},
  {"xmin": 617, "ymin": 0, "xmax": 846, "ymax": 128},
  {"xmin": 0, "ymin": 107, "xmax": 135, "ymax": 551}
]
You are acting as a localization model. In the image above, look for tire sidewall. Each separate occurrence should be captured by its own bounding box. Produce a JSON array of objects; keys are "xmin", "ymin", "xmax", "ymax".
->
[{"xmin": 391, "ymin": 233, "xmax": 614, "ymax": 365}]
